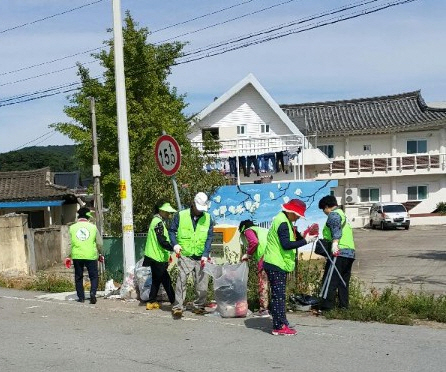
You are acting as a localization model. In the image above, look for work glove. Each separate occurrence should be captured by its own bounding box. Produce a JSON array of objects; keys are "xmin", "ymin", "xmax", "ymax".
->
[
  {"xmin": 173, "ymin": 244, "xmax": 182, "ymax": 255},
  {"xmin": 241, "ymin": 253, "xmax": 251, "ymax": 262},
  {"xmin": 64, "ymin": 257, "xmax": 72, "ymax": 269},
  {"xmin": 332, "ymin": 241, "xmax": 340, "ymax": 256},
  {"xmin": 305, "ymin": 234, "xmax": 318, "ymax": 244},
  {"xmin": 98, "ymin": 255, "xmax": 105, "ymax": 263},
  {"xmin": 200, "ymin": 256, "xmax": 208, "ymax": 268},
  {"xmin": 303, "ymin": 223, "xmax": 319, "ymax": 238}
]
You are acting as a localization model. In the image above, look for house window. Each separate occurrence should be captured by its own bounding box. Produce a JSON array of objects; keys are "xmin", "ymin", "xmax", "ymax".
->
[
  {"xmin": 360, "ymin": 188, "xmax": 379, "ymax": 202},
  {"xmin": 408, "ymin": 186, "xmax": 427, "ymax": 200},
  {"xmin": 407, "ymin": 139, "xmax": 427, "ymax": 154},
  {"xmin": 317, "ymin": 144, "xmax": 334, "ymax": 158},
  {"xmin": 237, "ymin": 125, "xmax": 247, "ymax": 135},
  {"xmin": 202, "ymin": 128, "xmax": 219, "ymax": 140},
  {"xmin": 260, "ymin": 124, "xmax": 270, "ymax": 133},
  {"xmin": 363, "ymin": 144, "xmax": 371, "ymax": 152}
]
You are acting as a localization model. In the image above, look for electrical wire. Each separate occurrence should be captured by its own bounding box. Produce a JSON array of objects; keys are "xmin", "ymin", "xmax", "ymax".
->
[
  {"xmin": 0, "ymin": 0, "xmax": 108, "ymax": 34},
  {"xmin": 0, "ymin": 0, "xmax": 419, "ymax": 107}
]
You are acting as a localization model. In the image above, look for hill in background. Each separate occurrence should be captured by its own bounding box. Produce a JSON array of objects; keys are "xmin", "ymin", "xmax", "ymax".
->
[{"xmin": 0, "ymin": 145, "xmax": 88, "ymax": 177}]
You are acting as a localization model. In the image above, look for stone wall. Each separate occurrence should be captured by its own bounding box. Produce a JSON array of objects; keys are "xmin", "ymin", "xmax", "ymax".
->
[{"xmin": 0, "ymin": 214, "xmax": 29, "ymax": 275}]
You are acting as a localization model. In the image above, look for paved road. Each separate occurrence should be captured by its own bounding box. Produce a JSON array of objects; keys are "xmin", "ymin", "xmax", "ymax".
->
[
  {"xmin": 351, "ymin": 225, "xmax": 446, "ymax": 295},
  {"xmin": 1, "ymin": 287, "xmax": 445, "ymax": 372}
]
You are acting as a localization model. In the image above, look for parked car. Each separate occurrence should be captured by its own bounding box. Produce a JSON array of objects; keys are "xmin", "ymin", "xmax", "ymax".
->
[{"xmin": 369, "ymin": 202, "xmax": 410, "ymax": 230}]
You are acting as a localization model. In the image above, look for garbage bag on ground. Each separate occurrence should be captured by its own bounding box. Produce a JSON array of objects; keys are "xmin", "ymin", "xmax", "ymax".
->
[
  {"xmin": 134, "ymin": 258, "xmax": 152, "ymax": 302},
  {"xmin": 204, "ymin": 261, "xmax": 249, "ymax": 318},
  {"xmin": 120, "ymin": 264, "xmax": 137, "ymax": 300}
]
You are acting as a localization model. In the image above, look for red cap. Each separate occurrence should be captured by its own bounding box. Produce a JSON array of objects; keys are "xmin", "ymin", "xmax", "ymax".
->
[{"xmin": 282, "ymin": 199, "xmax": 306, "ymax": 218}]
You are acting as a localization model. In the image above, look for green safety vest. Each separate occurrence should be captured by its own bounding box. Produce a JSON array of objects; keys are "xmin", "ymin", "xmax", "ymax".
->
[
  {"xmin": 322, "ymin": 208, "xmax": 355, "ymax": 250},
  {"xmin": 177, "ymin": 209, "xmax": 211, "ymax": 257},
  {"xmin": 144, "ymin": 214, "xmax": 171, "ymax": 263},
  {"xmin": 242, "ymin": 226, "xmax": 268, "ymax": 262},
  {"xmin": 264, "ymin": 212, "xmax": 297, "ymax": 272},
  {"xmin": 69, "ymin": 221, "xmax": 98, "ymax": 260}
]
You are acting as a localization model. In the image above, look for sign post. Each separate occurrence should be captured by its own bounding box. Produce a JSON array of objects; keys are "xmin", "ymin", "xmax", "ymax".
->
[{"xmin": 155, "ymin": 134, "xmax": 182, "ymax": 210}]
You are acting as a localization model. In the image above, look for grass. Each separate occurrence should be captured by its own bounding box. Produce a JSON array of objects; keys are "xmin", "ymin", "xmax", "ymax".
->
[{"xmin": 2, "ymin": 260, "xmax": 445, "ymax": 325}]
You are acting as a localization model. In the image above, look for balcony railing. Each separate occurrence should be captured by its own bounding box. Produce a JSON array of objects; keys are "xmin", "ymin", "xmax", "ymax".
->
[
  {"xmin": 192, "ymin": 134, "xmax": 304, "ymax": 157},
  {"xmin": 319, "ymin": 153, "xmax": 446, "ymax": 176}
]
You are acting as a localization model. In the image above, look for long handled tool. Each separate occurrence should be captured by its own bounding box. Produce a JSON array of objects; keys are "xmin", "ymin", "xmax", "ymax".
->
[{"xmin": 316, "ymin": 240, "xmax": 346, "ymax": 299}]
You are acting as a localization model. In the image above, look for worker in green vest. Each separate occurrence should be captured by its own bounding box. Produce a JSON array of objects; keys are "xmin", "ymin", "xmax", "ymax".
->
[
  {"xmin": 169, "ymin": 192, "xmax": 213, "ymax": 318},
  {"xmin": 317, "ymin": 195, "xmax": 356, "ymax": 313},
  {"xmin": 68, "ymin": 207, "xmax": 103, "ymax": 304},
  {"xmin": 239, "ymin": 219, "xmax": 270, "ymax": 318},
  {"xmin": 263, "ymin": 199, "xmax": 318, "ymax": 336},
  {"xmin": 143, "ymin": 201, "xmax": 177, "ymax": 310}
]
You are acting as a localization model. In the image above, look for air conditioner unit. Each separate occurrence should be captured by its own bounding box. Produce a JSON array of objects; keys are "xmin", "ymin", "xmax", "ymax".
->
[{"xmin": 344, "ymin": 188, "xmax": 358, "ymax": 204}]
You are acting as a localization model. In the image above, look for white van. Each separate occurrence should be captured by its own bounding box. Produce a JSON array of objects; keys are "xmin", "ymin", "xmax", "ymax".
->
[{"xmin": 369, "ymin": 202, "xmax": 410, "ymax": 230}]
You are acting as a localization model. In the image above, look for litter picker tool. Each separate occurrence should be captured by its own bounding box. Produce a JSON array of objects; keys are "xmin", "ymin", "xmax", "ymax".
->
[{"xmin": 315, "ymin": 240, "xmax": 347, "ymax": 299}]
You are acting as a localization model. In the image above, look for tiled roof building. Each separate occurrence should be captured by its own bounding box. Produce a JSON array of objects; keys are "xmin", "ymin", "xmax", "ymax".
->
[
  {"xmin": 0, "ymin": 167, "xmax": 76, "ymax": 202},
  {"xmin": 281, "ymin": 91, "xmax": 446, "ymax": 137}
]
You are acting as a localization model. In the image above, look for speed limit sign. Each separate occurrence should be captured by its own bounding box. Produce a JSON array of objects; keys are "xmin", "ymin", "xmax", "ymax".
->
[{"xmin": 154, "ymin": 135, "xmax": 181, "ymax": 176}]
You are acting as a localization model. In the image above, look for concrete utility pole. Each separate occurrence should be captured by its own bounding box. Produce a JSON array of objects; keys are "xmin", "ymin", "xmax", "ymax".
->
[
  {"xmin": 112, "ymin": 0, "xmax": 135, "ymax": 271},
  {"xmin": 90, "ymin": 97, "xmax": 104, "ymax": 236}
]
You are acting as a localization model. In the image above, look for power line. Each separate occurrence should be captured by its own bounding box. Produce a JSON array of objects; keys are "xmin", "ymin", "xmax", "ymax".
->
[
  {"xmin": 176, "ymin": 0, "xmax": 418, "ymax": 64},
  {"xmin": 158, "ymin": 0, "xmax": 298, "ymax": 44},
  {"xmin": 12, "ymin": 130, "xmax": 56, "ymax": 151},
  {"xmin": 0, "ymin": 0, "xmax": 260, "ymax": 78},
  {"xmin": 0, "ymin": 0, "xmax": 108, "ymax": 34},
  {"xmin": 181, "ymin": 0, "xmax": 379, "ymax": 58},
  {"xmin": 0, "ymin": 61, "xmax": 97, "ymax": 87},
  {"xmin": 0, "ymin": 0, "xmax": 419, "ymax": 107}
]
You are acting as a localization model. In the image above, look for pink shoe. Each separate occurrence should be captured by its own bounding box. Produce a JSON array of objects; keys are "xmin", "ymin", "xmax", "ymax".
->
[{"xmin": 272, "ymin": 325, "xmax": 297, "ymax": 336}]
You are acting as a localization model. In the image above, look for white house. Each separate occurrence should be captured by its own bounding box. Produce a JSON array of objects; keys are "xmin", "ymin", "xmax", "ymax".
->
[{"xmin": 189, "ymin": 74, "xmax": 446, "ymax": 226}]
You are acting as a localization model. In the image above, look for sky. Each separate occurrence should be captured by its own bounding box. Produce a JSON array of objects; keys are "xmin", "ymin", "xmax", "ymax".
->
[{"xmin": 0, "ymin": 0, "xmax": 445, "ymax": 154}]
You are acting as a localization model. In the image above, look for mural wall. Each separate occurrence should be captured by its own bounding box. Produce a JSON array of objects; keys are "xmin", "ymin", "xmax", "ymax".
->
[{"xmin": 209, "ymin": 180, "xmax": 338, "ymax": 233}]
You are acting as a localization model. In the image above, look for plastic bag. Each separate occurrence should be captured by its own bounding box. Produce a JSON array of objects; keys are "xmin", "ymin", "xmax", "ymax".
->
[
  {"xmin": 120, "ymin": 264, "xmax": 137, "ymax": 300},
  {"xmin": 204, "ymin": 262, "xmax": 249, "ymax": 318},
  {"xmin": 134, "ymin": 258, "xmax": 152, "ymax": 302}
]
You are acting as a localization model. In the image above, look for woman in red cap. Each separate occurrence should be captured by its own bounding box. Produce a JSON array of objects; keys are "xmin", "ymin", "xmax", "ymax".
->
[{"xmin": 263, "ymin": 199, "xmax": 318, "ymax": 336}]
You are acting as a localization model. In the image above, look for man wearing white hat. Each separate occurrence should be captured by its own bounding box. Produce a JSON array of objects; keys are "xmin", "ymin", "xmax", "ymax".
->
[{"xmin": 169, "ymin": 192, "xmax": 214, "ymax": 317}]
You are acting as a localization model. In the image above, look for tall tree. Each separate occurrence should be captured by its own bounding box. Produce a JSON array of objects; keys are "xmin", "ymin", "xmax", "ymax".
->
[{"xmin": 51, "ymin": 13, "xmax": 225, "ymax": 234}]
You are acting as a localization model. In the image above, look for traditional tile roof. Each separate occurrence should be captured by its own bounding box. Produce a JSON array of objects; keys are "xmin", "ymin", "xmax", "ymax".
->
[
  {"xmin": 281, "ymin": 91, "xmax": 446, "ymax": 137},
  {"xmin": 0, "ymin": 167, "xmax": 77, "ymax": 202}
]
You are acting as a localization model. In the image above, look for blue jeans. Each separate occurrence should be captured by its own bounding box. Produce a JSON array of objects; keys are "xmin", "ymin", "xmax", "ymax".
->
[{"xmin": 73, "ymin": 259, "xmax": 98, "ymax": 300}]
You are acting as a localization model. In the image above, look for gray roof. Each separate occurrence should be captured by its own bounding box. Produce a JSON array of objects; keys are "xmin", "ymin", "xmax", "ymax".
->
[
  {"xmin": 0, "ymin": 167, "xmax": 77, "ymax": 202},
  {"xmin": 281, "ymin": 91, "xmax": 446, "ymax": 137}
]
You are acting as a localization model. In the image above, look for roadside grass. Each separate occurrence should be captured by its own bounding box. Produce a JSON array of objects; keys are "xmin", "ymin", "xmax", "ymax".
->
[{"xmin": 2, "ymin": 260, "xmax": 445, "ymax": 325}]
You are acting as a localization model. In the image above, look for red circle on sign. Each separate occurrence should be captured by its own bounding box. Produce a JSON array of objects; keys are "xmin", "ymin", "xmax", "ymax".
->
[{"xmin": 154, "ymin": 135, "xmax": 182, "ymax": 176}]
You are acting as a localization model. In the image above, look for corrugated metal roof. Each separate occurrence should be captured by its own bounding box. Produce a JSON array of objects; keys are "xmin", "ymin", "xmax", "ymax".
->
[{"xmin": 281, "ymin": 91, "xmax": 446, "ymax": 137}]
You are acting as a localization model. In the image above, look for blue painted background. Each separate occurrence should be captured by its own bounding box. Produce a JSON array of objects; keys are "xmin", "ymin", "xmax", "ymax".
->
[{"xmin": 208, "ymin": 180, "xmax": 338, "ymax": 232}]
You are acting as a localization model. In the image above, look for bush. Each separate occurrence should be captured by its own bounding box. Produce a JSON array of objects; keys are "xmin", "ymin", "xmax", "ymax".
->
[{"xmin": 435, "ymin": 202, "xmax": 446, "ymax": 215}]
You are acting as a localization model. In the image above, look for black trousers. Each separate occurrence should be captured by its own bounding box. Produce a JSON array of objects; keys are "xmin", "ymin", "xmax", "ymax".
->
[
  {"xmin": 319, "ymin": 256, "xmax": 354, "ymax": 310},
  {"xmin": 73, "ymin": 259, "xmax": 98, "ymax": 300},
  {"xmin": 143, "ymin": 256, "xmax": 175, "ymax": 304}
]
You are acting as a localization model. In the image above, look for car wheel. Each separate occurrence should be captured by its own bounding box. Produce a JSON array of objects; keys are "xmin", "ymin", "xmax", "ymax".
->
[
  {"xmin": 370, "ymin": 220, "xmax": 375, "ymax": 229},
  {"xmin": 405, "ymin": 225, "xmax": 409, "ymax": 230},
  {"xmin": 380, "ymin": 221, "xmax": 385, "ymax": 230}
]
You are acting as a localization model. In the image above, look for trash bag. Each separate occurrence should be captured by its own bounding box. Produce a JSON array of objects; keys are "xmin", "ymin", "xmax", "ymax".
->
[
  {"xmin": 134, "ymin": 258, "xmax": 152, "ymax": 302},
  {"xmin": 204, "ymin": 262, "xmax": 249, "ymax": 318},
  {"xmin": 120, "ymin": 264, "xmax": 137, "ymax": 300}
]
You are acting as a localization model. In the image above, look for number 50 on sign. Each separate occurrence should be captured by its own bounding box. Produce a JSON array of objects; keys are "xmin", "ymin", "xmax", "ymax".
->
[{"xmin": 154, "ymin": 135, "xmax": 182, "ymax": 176}]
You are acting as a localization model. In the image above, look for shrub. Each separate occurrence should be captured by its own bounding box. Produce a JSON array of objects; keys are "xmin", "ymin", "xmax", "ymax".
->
[{"xmin": 435, "ymin": 202, "xmax": 446, "ymax": 215}]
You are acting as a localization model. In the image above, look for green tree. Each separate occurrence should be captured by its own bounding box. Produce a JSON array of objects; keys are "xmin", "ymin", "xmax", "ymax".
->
[{"xmin": 51, "ymin": 13, "xmax": 225, "ymax": 234}]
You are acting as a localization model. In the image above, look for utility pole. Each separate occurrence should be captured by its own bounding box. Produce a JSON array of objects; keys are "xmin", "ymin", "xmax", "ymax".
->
[
  {"xmin": 112, "ymin": 0, "xmax": 135, "ymax": 271},
  {"xmin": 90, "ymin": 97, "xmax": 104, "ymax": 236}
]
